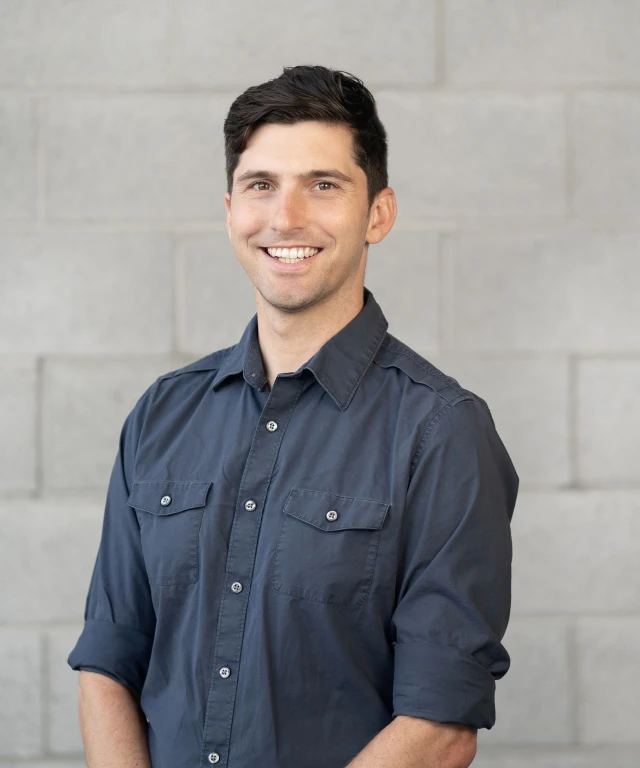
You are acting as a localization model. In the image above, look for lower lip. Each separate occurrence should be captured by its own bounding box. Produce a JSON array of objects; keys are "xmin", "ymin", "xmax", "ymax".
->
[{"xmin": 261, "ymin": 248, "xmax": 322, "ymax": 271}]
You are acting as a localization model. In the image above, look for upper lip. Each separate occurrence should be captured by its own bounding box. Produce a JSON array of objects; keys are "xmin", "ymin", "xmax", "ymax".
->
[{"xmin": 262, "ymin": 245, "xmax": 322, "ymax": 248}]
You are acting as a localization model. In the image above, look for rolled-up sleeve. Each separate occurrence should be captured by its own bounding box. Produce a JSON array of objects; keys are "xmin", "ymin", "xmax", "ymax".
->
[
  {"xmin": 67, "ymin": 382, "xmax": 158, "ymax": 695},
  {"xmin": 391, "ymin": 397, "xmax": 519, "ymax": 729}
]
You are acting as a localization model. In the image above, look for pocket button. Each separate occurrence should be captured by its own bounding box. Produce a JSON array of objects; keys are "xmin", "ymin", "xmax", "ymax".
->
[
  {"xmin": 160, "ymin": 495, "xmax": 172, "ymax": 506},
  {"xmin": 326, "ymin": 510, "xmax": 338, "ymax": 522}
]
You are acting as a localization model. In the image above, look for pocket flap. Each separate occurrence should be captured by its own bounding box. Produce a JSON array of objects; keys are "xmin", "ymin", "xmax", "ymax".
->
[
  {"xmin": 284, "ymin": 488, "xmax": 389, "ymax": 532},
  {"xmin": 127, "ymin": 480, "xmax": 212, "ymax": 516}
]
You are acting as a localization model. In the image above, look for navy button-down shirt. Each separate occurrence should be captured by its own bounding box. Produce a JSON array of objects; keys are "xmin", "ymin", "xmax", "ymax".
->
[{"xmin": 68, "ymin": 287, "xmax": 519, "ymax": 768}]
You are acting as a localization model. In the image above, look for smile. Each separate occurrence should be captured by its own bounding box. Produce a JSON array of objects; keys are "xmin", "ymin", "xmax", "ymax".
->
[{"xmin": 263, "ymin": 246, "xmax": 321, "ymax": 263}]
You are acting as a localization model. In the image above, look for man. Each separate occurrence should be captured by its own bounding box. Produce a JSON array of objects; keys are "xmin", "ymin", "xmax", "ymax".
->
[{"xmin": 69, "ymin": 65, "xmax": 519, "ymax": 768}]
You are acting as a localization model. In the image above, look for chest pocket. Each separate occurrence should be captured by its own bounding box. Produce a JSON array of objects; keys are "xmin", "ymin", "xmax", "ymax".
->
[
  {"xmin": 272, "ymin": 488, "xmax": 389, "ymax": 608},
  {"xmin": 127, "ymin": 480, "xmax": 212, "ymax": 586}
]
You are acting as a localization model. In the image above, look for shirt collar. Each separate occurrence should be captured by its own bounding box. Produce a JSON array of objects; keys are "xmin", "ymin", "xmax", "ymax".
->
[{"xmin": 211, "ymin": 287, "xmax": 389, "ymax": 411}]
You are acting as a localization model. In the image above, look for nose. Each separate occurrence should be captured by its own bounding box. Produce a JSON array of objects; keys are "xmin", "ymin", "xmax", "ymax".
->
[{"xmin": 270, "ymin": 185, "xmax": 308, "ymax": 234}]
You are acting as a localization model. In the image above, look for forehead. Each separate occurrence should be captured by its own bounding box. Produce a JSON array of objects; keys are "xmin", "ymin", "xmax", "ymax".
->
[{"xmin": 236, "ymin": 121, "xmax": 359, "ymax": 175}]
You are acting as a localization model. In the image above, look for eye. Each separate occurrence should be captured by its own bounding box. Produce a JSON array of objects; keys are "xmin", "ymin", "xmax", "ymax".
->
[
  {"xmin": 315, "ymin": 181, "xmax": 336, "ymax": 191},
  {"xmin": 250, "ymin": 181, "xmax": 271, "ymax": 191}
]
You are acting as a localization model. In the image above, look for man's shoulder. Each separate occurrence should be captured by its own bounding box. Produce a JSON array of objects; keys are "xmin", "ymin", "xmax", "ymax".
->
[
  {"xmin": 373, "ymin": 332, "xmax": 489, "ymax": 411},
  {"xmin": 155, "ymin": 345, "xmax": 236, "ymax": 383}
]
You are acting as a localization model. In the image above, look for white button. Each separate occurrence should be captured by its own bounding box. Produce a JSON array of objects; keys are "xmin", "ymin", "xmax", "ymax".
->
[
  {"xmin": 326, "ymin": 510, "xmax": 338, "ymax": 521},
  {"xmin": 231, "ymin": 581, "xmax": 243, "ymax": 593},
  {"xmin": 266, "ymin": 420, "xmax": 278, "ymax": 432},
  {"xmin": 244, "ymin": 499, "xmax": 257, "ymax": 511},
  {"xmin": 160, "ymin": 495, "xmax": 171, "ymax": 506},
  {"xmin": 208, "ymin": 752, "xmax": 220, "ymax": 764},
  {"xmin": 219, "ymin": 666, "xmax": 231, "ymax": 678}
]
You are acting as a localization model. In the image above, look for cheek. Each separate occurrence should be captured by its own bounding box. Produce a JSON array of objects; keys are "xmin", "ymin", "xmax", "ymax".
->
[
  {"xmin": 229, "ymin": 203, "xmax": 264, "ymax": 240},
  {"xmin": 327, "ymin": 208, "xmax": 366, "ymax": 246}
]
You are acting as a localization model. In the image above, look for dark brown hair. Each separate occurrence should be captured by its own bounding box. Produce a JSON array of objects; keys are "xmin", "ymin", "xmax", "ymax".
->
[{"xmin": 224, "ymin": 65, "xmax": 388, "ymax": 207}]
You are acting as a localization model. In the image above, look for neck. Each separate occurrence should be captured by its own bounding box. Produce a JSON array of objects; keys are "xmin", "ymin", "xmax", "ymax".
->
[{"xmin": 255, "ymin": 283, "xmax": 365, "ymax": 389}]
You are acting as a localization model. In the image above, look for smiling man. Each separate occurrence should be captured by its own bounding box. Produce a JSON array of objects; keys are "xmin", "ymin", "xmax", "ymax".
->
[{"xmin": 68, "ymin": 66, "xmax": 519, "ymax": 768}]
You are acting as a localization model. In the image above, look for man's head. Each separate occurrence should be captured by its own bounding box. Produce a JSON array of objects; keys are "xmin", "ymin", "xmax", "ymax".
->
[{"xmin": 223, "ymin": 65, "xmax": 396, "ymax": 315}]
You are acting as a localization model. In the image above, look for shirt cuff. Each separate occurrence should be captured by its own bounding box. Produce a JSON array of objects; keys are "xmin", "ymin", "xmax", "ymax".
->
[
  {"xmin": 67, "ymin": 618, "xmax": 153, "ymax": 696},
  {"xmin": 393, "ymin": 641, "xmax": 497, "ymax": 729}
]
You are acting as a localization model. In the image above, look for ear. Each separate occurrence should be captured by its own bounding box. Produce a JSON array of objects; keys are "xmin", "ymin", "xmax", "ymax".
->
[
  {"xmin": 365, "ymin": 187, "xmax": 397, "ymax": 245},
  {"xmin": 224, "ymin": 192, "xmax": 232, "ymax": 239}
]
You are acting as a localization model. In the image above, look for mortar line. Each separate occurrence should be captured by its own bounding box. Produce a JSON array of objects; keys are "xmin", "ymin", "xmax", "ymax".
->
[
  {"xmin": 6, "ymin": 216, "xmax": 640, "ymax": 234},
  {"xmin": 4, "ymin": 83, "xmax": 640, "ymax": 98},
  {"xmin": 567, "ymin": 619, "xmax": 581, "ymax": 745},
  {"xmin": 40, "ymin": 631, "xmax": 50, "ymax": 755}
]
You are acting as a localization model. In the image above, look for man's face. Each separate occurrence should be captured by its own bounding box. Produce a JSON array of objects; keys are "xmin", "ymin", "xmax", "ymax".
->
[{"xmin": 225, "ymin": 121, "xmax": 375, "ymax": 313}]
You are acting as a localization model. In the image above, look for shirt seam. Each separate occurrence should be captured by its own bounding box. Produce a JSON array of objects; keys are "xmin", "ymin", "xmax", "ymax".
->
[
  {"xmin": 408, "ymin": 395, "xmax": 475, "ymax": 476},
  {"xmin": 377, "ymin": 337, "xmax": 465, "ymax": 394}
]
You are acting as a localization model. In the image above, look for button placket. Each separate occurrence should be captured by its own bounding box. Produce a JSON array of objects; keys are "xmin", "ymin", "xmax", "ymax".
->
[{"xmin": 200, "ymin": 377, "xmax": 305, "ymax": 767}]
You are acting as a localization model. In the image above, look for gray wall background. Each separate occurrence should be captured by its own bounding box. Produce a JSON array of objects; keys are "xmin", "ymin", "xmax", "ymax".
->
[{"xmin": 1, "ymin": 1, "xmax": 639, "ymax": 765}]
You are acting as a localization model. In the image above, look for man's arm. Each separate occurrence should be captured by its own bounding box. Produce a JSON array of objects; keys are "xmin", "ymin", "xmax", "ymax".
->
[
  {"xmin": 79, "ymin": 671, "xmax": 151, "ymax": 767},
  {"xmin": 375, "ymin": 397, "xmax": 518, "ymax": 764},
  {"xmin": 68, "ymin": 383, "xmax": 158, "ymax": 759},
  {"xmin": 345, "ymin": 716, "xmax": 476, "ymax": 768}
]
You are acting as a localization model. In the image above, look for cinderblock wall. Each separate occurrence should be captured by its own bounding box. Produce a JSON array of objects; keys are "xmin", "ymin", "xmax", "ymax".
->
[{"xmin": 1, "ymin": 2, "xmax": 639, "ymax": 765}]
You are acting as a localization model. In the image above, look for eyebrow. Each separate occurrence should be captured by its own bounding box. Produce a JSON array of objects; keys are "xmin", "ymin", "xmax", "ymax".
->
[{"xmin": 235, "ymin": 168, "xmax": 355, "ymax": 185}]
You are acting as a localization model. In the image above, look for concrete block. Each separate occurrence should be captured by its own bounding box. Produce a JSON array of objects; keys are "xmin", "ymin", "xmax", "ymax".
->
[
  {"xmin": 43, "ymin": 357, "xmax": 190, "ymax": 491},
  {"xmin": 4, "ymin": 764, "xmax": 85, "ymax": 768},
  {"xmin": 177, "ymin": 234, "xmax": 260, "ymax": 354},
  {"xmin": 0, "ymin": 96, "xmax": 35, "ymax": 220},
  {"xmin": 376, "ymin": 93, "xmax": 564, "ymax": 221},
  {"xmin": 429, "ymin": 355, "xmax": 570, "ymax": 488},
  {"xmin": 473, "ymin": 747, "xmax": 640, "ymax": 768},
  {"xmin": 0, "ymin": 0, "xmax": 172, "ymax": 87},
  {"xmin": 574, "ymin": 92, "xmax": 640, "ymax": 218},
  {"xmin": 0, "ymin": 233, "xmax": 173, "ymax": 354},
  {"xmin": 446, "ymin": 0, "xmax": 640, "ymax": 85},
  {"xmin": 48, "ymin": 628, "xmax": 84, "ymax": 754},
  {"xmin": 173, "ymin": 0, "xmax": 436, "ymax": 87},
  {"xmin": 450, "ymin": 232, "xmax": 640, "ymax": 352},
  {"xmin": 577, "ymin": 359, "xmax": 640, "ymax": 486},
  {"xmin": 46, "ymin": 96, "xmax": 231, "ymax": 220},
  {"xmin": 365, "ymin": 231, "xmax": 439, "ymax": 352},
  {"xmin": 576, "ymin": 618, "xmax": 640, "ymax": 745},
  {"xmin": 510, "ymin": 492, "xmax": 640, "ymax": 615},
  {"xmin": 481, "ymin": 619, "xmax": 572, "ymax": 746},
  {"xmin": 0, "ymin": 358, "xmax": 37, "ymax": 492},
  {"xmin": 0, "ymin": 630, "xmax": 41, "ymax": 757},
  {"xmin": 0, "ymin": 498, "xmax": 103, "ymax": 623}
]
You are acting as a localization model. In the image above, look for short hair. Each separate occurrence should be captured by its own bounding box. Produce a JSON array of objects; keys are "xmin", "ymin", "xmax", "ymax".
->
[{"xmin": 224, "ymin": 65, "xmax": 388, "ymax": 207}]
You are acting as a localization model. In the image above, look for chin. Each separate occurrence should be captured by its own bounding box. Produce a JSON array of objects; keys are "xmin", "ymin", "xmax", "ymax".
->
[{"xmin": 259, "ymin": 286, "xmax": 326, "ymax": 314}]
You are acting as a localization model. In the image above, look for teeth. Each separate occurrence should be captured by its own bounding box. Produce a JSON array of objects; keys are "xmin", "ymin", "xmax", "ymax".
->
[{"xmin": 266, "ymin": 247, "xmax": 320, "ymax": 260}]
